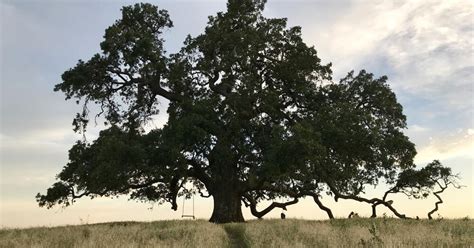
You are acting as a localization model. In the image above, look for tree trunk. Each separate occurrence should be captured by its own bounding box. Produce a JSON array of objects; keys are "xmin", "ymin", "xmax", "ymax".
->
[
  {"xmin": 207, "ymin": 140, "xmax": 244, "ymax": 223},
  {"xmin": 209, "ymin": 189, "xmax": 244, "ymax": 223},
  {"xmin": 371, "ymin": 203, "xmax": 378, "ymax": 218}
]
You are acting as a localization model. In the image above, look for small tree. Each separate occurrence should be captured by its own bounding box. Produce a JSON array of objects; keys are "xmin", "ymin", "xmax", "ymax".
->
[
  {"xmin": 37, "ymin": 0, "xmax": 458, "ymax": 223},
  {"xmin": 373, "ymin": 160, "xmax": 460, "ymax": 219},
  {"xmin": 326, "ymin": 160, "xmax": 460, "ymax": 220}
]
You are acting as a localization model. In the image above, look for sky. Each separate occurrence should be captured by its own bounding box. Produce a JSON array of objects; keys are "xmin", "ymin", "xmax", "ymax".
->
[{"xmin": 1, "ymin": 0, "xmax": 473, "ymax": 228}]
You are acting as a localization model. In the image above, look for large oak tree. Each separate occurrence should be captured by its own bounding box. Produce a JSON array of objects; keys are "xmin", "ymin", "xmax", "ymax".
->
[{"xmin": 37, "ymin": 0, "xmax": 458, "ymax": 223}]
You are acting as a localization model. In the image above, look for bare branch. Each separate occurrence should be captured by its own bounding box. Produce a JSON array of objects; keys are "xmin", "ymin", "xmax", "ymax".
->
[{"xmin": 306, "ymin": 192, "xmax": 334, "ymax": 219}]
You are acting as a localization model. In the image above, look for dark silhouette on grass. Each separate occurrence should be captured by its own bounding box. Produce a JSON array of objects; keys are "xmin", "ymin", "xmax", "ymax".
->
[
  {"xmin": 36, "ymin": 0, "xmax": 459, "ymax": 223},
  {"xmin": 348, "ymin": 212, "xmax": 359, "ymax": 219}
]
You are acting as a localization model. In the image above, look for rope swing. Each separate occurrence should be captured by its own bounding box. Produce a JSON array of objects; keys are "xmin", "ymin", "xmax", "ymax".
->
[{"xmin": 181, "ymin": 194, "xmax": 195, "ymax": 219}]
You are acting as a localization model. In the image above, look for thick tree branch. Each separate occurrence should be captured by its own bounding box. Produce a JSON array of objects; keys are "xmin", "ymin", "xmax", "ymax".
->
[
  {"xmin": 186, "ymin": 159, "xmax": 212, "ymax": 190},
  {"xmin": 306, "ymin": 192, "xmax": 334, "ymax": 219},
  {"xmin": 70, "ymin": 188, "xmax": 108, "ymax": 200},
  {"xmin": 128, "ymin": 179, "xmax": 162, "ymax": 189},
  {"xmin": 168, "ymin": 176, "xmax": 185, "ymax": 211},
  {"xmin": 243, "ymin": 184, "xmax": 330, "ymax": 219},
  {"xmin": 427, "ymin": 180, "xmax": 449, "ymax": 220},
  {"xmin": 206, "ymin": 70, "xmax": 232, "ymax": 97},
  {"xmin": 327, "ymin": 182, "xmax": 410, "ymax": 219},
  {"xmin": 370, "ymin": 187, "xmax": 395, "ymax": 218},
  {"xmin": 106, "ymin": 67, "xmax": 180, "ymax": 102},
  {"xmin": 149, "ymin": 82, "xmax": 180, "ymax": 102},
  {"xmin": 427, "ymin": 191, "xmax": 444, "ymax": 220},
  {"xmin": 243, "ymin": 193, "xmax": 299, "ymax": 219}
]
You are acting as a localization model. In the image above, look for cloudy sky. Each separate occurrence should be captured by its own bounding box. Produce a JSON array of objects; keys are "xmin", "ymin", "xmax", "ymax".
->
[{"xmin": 1, "ymin": 0, "xmax": 473, "ymax": 228}]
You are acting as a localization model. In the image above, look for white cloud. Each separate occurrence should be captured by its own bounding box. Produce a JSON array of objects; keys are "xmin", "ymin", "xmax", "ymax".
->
[
  {"xmin": 0, "ymin": 128, "xmax": 81, "ymax": 152},
  {"xmin": 407, "ymin": 124, "xmax": 430, "ymax": 133},
  {"xmin": 415, "ymin": 128, "xmax": 474, "ymax": 164},
  {"xmin": 303, "ymin": 0, "xmax": 473, "ymax": 111},
  {"xmin": 297, "ymin": 0, "xmax": 473, "ymax": 170},
  {"xmin": 383, "ymin": 1, "xmax": 473, "ymax": 109},
  {"xmin": 468, "ymin": 129, "xmax": 474, "ymax": 136}
]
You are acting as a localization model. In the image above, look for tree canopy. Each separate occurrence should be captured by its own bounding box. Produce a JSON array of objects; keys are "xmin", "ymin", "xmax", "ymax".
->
[{"xmin": 37, "ymin": 0, "xmax": 458, "ymax": 223}]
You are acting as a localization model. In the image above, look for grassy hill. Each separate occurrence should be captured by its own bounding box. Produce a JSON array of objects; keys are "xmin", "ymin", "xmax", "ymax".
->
[{"xmin": 1, "ymin": 218, "xmax": 473, "ymax": 247}]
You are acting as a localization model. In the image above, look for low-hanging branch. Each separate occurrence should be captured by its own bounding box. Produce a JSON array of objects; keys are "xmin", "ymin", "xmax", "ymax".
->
[
  {"xmin": 242, "ymin": 193, "xmax": 299, "ymax": 219},
  {"xmin": 326, "ymin": 182, "xmax": 411, "ymax": 219},
  {"xmin": 370, "ymin": 187, "xmax": 396, "ymax": 218},
  {"xmin": 306, "ymin": 192, "xmax": 334, "ymax": 219}
]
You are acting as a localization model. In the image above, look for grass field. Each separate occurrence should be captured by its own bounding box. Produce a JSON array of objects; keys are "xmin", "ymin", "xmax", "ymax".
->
[{"xmin": 1, "ymin": 218, "xmax": 473, "ymax": 247}]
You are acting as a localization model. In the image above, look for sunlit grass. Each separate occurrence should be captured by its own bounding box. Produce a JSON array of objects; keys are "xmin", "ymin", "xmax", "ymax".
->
[{"xmin": 1, "ymin": 218, "xmax": 472, "ymax": 247}]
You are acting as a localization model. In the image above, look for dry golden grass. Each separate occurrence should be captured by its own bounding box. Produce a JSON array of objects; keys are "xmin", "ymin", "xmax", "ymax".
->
[
  {"xmin": 1, "ymin": 218, "xmax": 472, "ymax": 247},
  {"xmin": 0, "ymin": 220, "xmax": 228, "ymax": 248},
  {"xmin": 242, "ymin": 218, "xmax": 474, "ymax": 247}
]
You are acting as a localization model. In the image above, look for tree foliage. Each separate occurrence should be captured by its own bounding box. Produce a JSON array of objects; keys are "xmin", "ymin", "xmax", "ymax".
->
[{"xmin": 38, "ymin": 0, "xmax": 458, "ymax": 222}]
